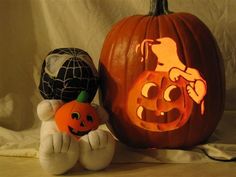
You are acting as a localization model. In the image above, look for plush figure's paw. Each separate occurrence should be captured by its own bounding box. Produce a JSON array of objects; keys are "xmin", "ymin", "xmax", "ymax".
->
[
  {"xmin": 39, "ymin": 133, "xmax": 79, "ymax": 175},
  {"xmin": 37, "ymin": 100, "xmax": 64, "ymax": 121},
  {"xmin": 91, "ymin": 104, "xmax": 109, "ymax": 124},
  {"xmin": 78, "ymin": 129, "xmax": 115, "ymax": 170}
]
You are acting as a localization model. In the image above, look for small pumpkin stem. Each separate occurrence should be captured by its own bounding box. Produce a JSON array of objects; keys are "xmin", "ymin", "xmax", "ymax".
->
[
  {"xmin": 149, "ymin": 0, "xmax": 172, "ymax": 16},
  {"xmin": 77, "ymin": 90, "xmax": 89, "ymax": 103}
]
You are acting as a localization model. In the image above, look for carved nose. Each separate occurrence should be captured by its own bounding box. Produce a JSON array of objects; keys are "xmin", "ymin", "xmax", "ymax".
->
[{"xmin": 80, "ymin": 121, "xmax": 85, "ymax": 127}]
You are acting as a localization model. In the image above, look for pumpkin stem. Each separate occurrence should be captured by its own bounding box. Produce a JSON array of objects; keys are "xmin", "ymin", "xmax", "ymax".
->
[
  {"xmin": 76, "ymin": 91, "xmax": 89, "ymax": 103},
  {"xmin": 149, "ymin": 0, "xmax": 173, "ymax": 16}
]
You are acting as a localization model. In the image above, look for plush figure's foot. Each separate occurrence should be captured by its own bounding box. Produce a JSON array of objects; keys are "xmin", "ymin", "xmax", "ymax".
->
[
  {"xmin": 78, "ymin": 129, "xmax": 115, "ymax": 170},
  {"xmin": 39, "ymin": 133, "xmax": 79, "ymax": 175}
]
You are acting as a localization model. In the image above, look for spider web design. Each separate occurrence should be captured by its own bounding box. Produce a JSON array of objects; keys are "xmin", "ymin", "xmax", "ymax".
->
[
  {"xmin": 39, "ymin": 48, "xmax": 99, "ymax": 103},
  {"xmin": 48, "ymin": 48, "xmax": 89, "ymax": 58}
]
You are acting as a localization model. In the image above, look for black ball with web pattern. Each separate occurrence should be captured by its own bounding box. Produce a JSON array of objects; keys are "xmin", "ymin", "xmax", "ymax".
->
[{"xmin": 39, "ymin": 48, "xmax": 99, "ymax": 103}]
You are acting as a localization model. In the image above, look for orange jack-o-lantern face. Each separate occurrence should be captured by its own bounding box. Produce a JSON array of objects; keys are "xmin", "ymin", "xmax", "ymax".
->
[
  {"xmin": 127, "ymin": 71, "xmax": 193, "ymax": 132},
  {"xmin": 55, "ymin": 91, "xmax": 100, "ymax": 139},
  {"xmin": 126, "ymin": 37, "xmax": 207, "ymax": 132}
]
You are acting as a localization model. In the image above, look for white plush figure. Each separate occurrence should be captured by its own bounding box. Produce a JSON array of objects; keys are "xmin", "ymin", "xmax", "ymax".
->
[
  {"xmin": 37, "ymin": 100, "xmax": 115, "ymax": 175},
  {"xmin": 37, "ymin": 48, "xmax": 115, "ymax": 175}
]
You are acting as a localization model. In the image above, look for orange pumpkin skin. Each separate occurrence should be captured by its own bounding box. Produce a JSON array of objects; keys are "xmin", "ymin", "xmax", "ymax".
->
[
  {"xmin": 55, "ymin": 99, "xmax": 100, "ymax": 139},
  {"xmin": 99, "ymin": 1, "xmax": 225, "ymax": 148}
]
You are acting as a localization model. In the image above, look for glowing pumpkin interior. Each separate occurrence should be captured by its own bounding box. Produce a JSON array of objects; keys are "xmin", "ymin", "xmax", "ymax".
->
[{"xmin": 126, "ymin": 37, "xmax": 207, "ymax": 132}]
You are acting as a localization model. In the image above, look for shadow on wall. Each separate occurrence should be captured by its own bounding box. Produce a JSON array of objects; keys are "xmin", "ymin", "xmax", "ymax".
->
[{"xmin": 0, "ymin": 0, "xmax": 36, "ymax": 130}]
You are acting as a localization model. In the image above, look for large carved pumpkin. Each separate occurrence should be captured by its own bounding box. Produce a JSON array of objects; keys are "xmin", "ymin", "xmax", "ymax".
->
[{"xmin": 99, "ymin": 0, "xmax": 225, "ymax": 148}]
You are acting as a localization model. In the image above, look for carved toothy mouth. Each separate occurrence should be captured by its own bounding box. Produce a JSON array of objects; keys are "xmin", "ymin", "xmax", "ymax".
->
[
  {"xmin": 68, "ymin": 126, "xmax": 91, "ymax": 137},
  {"xmin": 137, "ymin": 106, "xmax": 181, "ymax": 123}
]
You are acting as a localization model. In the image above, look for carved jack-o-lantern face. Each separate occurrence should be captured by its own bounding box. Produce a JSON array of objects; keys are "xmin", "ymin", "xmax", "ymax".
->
[
  {"xmin": 55, "ymin": 91, "xmax": 100, "ymax": 139},
  {"xmin": 127, "ymin": 71, "xmax": 193, "ymax": 132}
]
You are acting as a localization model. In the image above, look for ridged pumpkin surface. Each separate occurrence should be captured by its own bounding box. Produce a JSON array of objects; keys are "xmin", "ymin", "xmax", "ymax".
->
[{"xmin": 99, "ymin": 12, "xmax": 225, "ymax": 148}]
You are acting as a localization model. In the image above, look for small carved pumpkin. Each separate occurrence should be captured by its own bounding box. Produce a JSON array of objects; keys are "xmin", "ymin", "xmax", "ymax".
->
[{"xmin": 55, "ymin": 91, "xmax": 100, "ymax": 139}]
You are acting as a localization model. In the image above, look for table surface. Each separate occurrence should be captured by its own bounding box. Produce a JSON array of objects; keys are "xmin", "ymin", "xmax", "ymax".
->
[{"xmin": 0, "ymin": 156, "xmax": 235, "ymax": 177}]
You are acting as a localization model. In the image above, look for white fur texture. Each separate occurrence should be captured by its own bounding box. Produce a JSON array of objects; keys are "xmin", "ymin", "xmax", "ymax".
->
[
  {"xmin": 37, "ymin": 100, "xmax": 115, "ymax": 175},
  {"xmin": 37, "ymin": 100, "xmax": 64, "ymax": 121},
  {"xmin": 79, "ymin": 129, "xmax": 115, "ymax": 170},
  {"xmin": 39, "ymin": 132, "xmax": 79, "ymax": 175}
]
